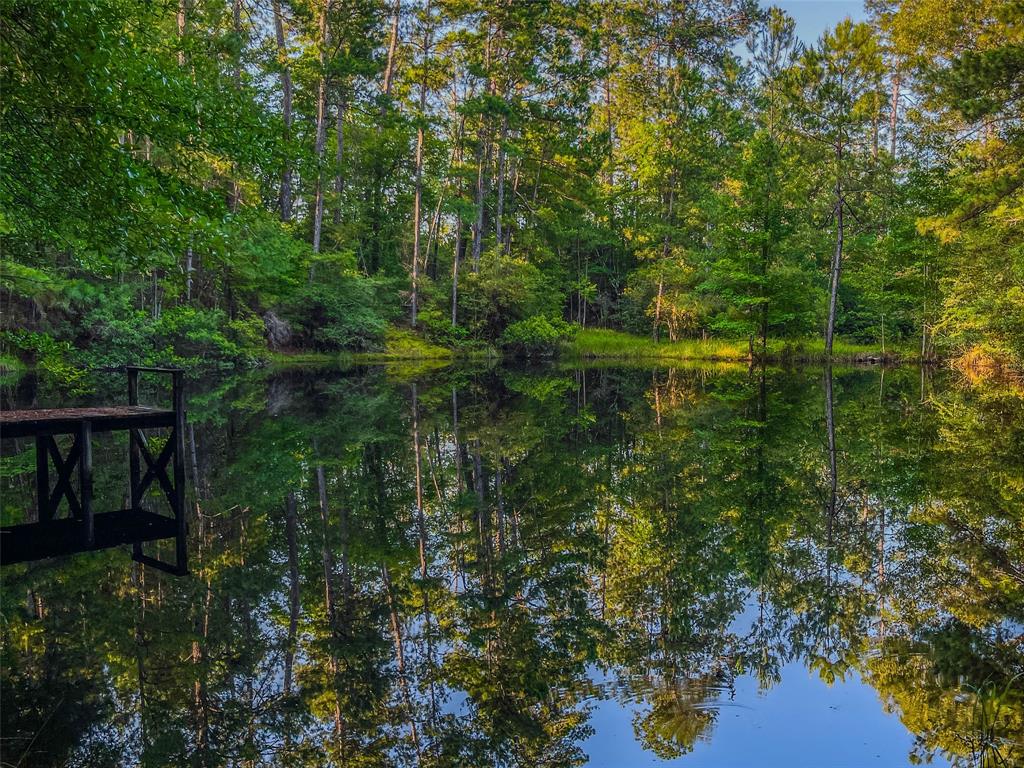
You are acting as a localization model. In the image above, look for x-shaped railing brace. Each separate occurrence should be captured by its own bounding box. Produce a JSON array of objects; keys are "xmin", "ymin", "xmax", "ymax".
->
[
  {"xmin": 131, "ymin": 428, "xmax": 177, "ymax": 509},
  {"xmin": 38, "ymin": 434, "xmax": 82, "ymax": 520},
  {"xmin": 128, "ymin": 366, "xmax": 188, "ymax": 576},
  {"xmin": 34, "ymin": 420, "xmax": 94, "ymax": 545}
]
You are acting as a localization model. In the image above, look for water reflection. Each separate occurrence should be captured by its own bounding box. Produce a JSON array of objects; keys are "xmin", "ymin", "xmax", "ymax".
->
[{"xmin": 1, "ymin": 364, "xmax": 1022, "ymax": 767}]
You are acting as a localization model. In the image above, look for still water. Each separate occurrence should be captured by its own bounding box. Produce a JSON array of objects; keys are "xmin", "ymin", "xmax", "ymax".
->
[{"xmin": 2, "ymin": 363, "xmax": 1022, "ymax": 767}]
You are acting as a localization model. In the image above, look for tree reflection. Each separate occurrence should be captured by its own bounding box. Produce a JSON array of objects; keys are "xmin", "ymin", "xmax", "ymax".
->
[{"xmin": 1, "ymin": 364, "xmax": 1021, "ymax": 766}]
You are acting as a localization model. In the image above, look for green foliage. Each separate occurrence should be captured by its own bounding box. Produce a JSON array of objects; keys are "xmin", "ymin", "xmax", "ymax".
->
[
  {"xmin": 0, "ymin": 330, "xmax": 85, "ymax": 389},
  {"xmin": 48, "ymin": 289, "xmax": 264, "ymax": 370},
  {"xmin": 0, "ymin": 353, "xmax": 24, "ymax": 375},
  {"xmin": 281, "ymin": 278, "xmax": 392, "ymax": 352},
  {"xmin": 0, "ymin": 0, "xmax": 1019, "ymax": 375},
  {"xmin": 456, "ymin": 251, "xmax": 562, "ymax": 340},
  {"xmin": 379, "ymin": 327, "xmax": 452, "ymax": 359},
  {"xmin": 500, "ymin": 315, "xmax": 577, "ymax": 357},
  {"xmin": 417, "ymin": 308, "xmax": 473, "ymax": 349},
  {"xmin": 567, "ymin": 328, "xmax": 912, "ymax": 363}
]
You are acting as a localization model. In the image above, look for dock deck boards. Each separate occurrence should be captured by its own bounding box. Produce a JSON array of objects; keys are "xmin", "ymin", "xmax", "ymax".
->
[
  {"xmin": 1, "ymin": 509, "xmax": 179, "ymax": 565},
  {"xmin": 1, "ymin": 406, "xmax": 174, "ymax": 438}
]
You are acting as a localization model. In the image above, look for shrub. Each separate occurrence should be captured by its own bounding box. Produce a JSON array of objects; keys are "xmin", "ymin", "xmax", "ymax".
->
[
  {"xmin": 281, "ymin": 277, "xmax": 390, "ymax": 352},
  {"xmin": 382, "ymin": 328, "xmax": 453, "ymax": 359},
  {"xmin": 152, "ymin": 306, "xmax": 255, "ymax": 366},
  {"xmin": 42, "ymin": 285, "xmax": 264, "ymax": 370},
  {"xmin": 457, "ymin": 250, "xmax": 561, "ymax": 340},
  {"xmin": 0, "ymin": 330, "xmax": 85, "ymax": 388},
  {"xmin": 226, "ymin": 314, "xmax": 267, "ymax": 352},
  {"xmin": 500, "ymin": 315, "xmax": 576, "ymax": 357},
  {"xmin": 418, "ymin": 307, "xmax": 474, "ymax": 348}
]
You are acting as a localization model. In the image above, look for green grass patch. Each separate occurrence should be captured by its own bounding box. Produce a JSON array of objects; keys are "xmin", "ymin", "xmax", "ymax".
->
[
  {"xmin": 0, "ymin": 353, "xmax": 26, "ymax": 374},
  {"xmin": 566, "ymin": 328, "xmax": 917, "ymax": 364},
  {"xmin": 353, "ymin": 328, "xmax": 454, "ymax": 362},
  {"xmin": 565, "ymin": 329, "xmax": 749, "ymax": 361},
  {"xmin": 266, "ymin": 351, "xmax": 340, "ymax": 366}
]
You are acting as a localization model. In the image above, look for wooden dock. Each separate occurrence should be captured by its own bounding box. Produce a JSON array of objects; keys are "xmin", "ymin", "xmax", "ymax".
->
[{"xmin": 0, "ymin": 366, "xmax": 188, "ymax": 574}]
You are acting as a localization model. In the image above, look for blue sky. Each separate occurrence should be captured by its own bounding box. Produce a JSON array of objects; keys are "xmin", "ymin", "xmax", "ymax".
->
[{"xmin": 764, "ymin": 0, "xmax": 868, "ymax": 45}]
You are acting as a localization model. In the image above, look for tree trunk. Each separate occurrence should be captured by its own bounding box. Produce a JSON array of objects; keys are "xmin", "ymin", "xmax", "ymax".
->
[
  {"xmin": 871, "ymin": 108, "xmax": 879, "ymax": 163},
  {"xmin": 152, "ymin": 269, "xmax": 161, "ymax": 319},
  {"xmin": 451, "ymin": 388, "xmax": 467, "ymax": 591},
  {"xmin": 177, "ymin": 1, "xmax": 193, "ymax": 300},
  {"xmin": 653, "ymin": 272, "xmax": 664, "ymax": 341},
  {"xmin": 603, "ymin": 29, "xmax": 615, "ymax": 188},
  {"xmin": 317, "ymin": 463, "xmax": 337, "ymax": 631},
  {"xmin": 495, "ymin": 115, "xmax": 508, "ymax": 246},
  {"xmin": 471, "ymin": 138, "xmax": 487, "ymax": 270},
  {"xmin": 471, "ymin": 37, "xmax": 494, "ymax": 270},
  {"xmin": 284, "ymin": 491, "xmax": 300, "ymax": 695},
  {"xmin": 334, "ymin": 93, "xmax": 346, "ymax": 226},
  {"xmin": 229, "ymin": 0, "xmax": 242, "ymax": 211},
  {"xmin": 760, "ymin": 239, "xmax": 769, "ymax": 357},
  {"xmin": 132, "ymin": 562, "xmax": 149, "ymax": 750},
  {"xmin": 824, "ymin": 365, "xmax": 837, "ymax": 572},
  {"xmin": 825, "ymin": 177, "xmax": 844, "ymax": 356},
  {"xmin": 311, "ymin": 0, "xmax": 330, "ymax": 263},
  {"xmin": 273, "ymin": 0, "xmax": 294, "ymax": 221},
  {"xmin": 505, "ymin": 155, "xmax": 520, "ymax": 255},
  {"xmin": 184, "ymin": 244, "xmax": 194, "ymax": 303},
  {"xmin": 176, "ymin": 0, "xmax": 187, "ymax": 67},
  {"xmin": 412, "ymin": 384, "xmax": 426, "ymax": 575},
  {"xmin": 336, "ymin": 517, "xmax": 351, "ymax": 626},
  {"xmin": 452, "ymin": 218, "xmax": 461, "ymax": 326},
  {"xmin": 448, "ymin": 99, "xmax": 467, "ymax": 327},
  {"xmin": 921, "ymin": 263, "xmax": 929, "ymax": 361},
  {"xmin": 424, "ymin": 190, "xmax": 445, "ymax": 279},
  {"xmin": 653, "ymin": 178, "xmax": 675, "ymax": 341},
  {"xmin": 411, "ymin": 3, "xmax": 433, "ymax": 327},
  {"xmin": 382, "ymin": 564, "xmax": 422, "ymax": 759},
  {"xmin": 382, "ymin": 0, "xmax": 401, "ymax": 102},
  {"xmin": 889, "ymin": 70, "xmax": 900, "ymax": 160}
]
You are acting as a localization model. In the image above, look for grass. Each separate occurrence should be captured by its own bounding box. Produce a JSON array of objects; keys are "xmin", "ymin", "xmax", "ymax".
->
[
  {"xmin": 351, "ymin": 328, "xmax": 454, "ymax": 363},
  {"xmin": 0, "ymin": 353, "xmax": 26, "ymax": 373},
  {"xmin": 566, "ymin": 328, "xmax": 916, "ymax": 364},
  {"xmin": 266, "ymin": 350, "xmax": 339, "ymax": 366},
  {"xmin": 266, "ymin": 329, "xmax": 455, "ymax": 367},
  {"xmin": 0, "ymin": 353, "xmax": 27, "ymax": 384}
]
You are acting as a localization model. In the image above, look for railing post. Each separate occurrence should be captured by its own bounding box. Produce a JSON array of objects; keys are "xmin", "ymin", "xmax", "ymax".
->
[
  {"xmin": 35, "ymin": 435, "xmax": 49, "ymax": 522},
  {"xmin": 128, "ymin": 367, "xmax": 143, "ymax": 560},
  {"xmin": 172, "ymin": 370, "xmax": 188, "ymax": 575},
  {"xmin": 128, "ymin": 367, "xmax": 139, "ymax": 406},
  {"xmin": 79, "ymin": 420, "xmax": 93, "ymax": 547}
]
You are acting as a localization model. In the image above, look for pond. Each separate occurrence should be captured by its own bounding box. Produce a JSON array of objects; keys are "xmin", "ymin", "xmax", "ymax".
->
[{"xmin": 2, "ymin": 363, "xmax": 1022, "ymax": 767}]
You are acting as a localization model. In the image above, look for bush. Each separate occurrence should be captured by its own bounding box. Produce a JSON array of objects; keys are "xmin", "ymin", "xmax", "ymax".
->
[
  {"xmin": 457, "ymin": 250, "xmax": 562, "ymax": 340},
  {"xmin": 36, "ymin": 285, "xmax": 265, "ymax": 370},
  {"xmin": 153, "ymin": 307, "xmax": 265, "ymax": 366},
  {"xmin": 500, "ymin": 315, "xmax": 576, "ymax": 357},
  {"xmin": 418, "ymin": 307, "xmax": 479, "ymax": 349},
  {"xmin": 281, "ymin": 277, "xmax": 391, "ymax": 352},
  {"xmin": 0, "ymin": 329, "xmax": 86, "ymax": 389},
  {"xmin": 382, "ymin": 328, "xmax": 453, "ymax": 359}
]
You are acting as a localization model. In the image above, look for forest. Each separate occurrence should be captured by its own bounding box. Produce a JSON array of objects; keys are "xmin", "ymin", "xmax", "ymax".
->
[{"xmin": 1, "ymin": 0, "xmax": 1022, "ymax": 376}]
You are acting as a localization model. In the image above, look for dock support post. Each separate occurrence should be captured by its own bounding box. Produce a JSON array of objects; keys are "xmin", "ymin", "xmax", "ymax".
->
[
  {"xmin": 35, "ymin": 435, "xmax": 48, "ymax": 523},
  {"xmin": 79, "ymin": 420, "xmax": 93, "ymax": 547},
  {"xmin": 172, "ymin": 370, "xmax": 187, "ymax": 575},
  {"xmin": 128, "ymin": 367, "xmax": 143, "ymax": 562}
]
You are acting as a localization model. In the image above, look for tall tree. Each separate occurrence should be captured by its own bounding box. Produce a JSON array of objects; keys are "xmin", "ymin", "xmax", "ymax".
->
[{"xmin": 786, "ymin": 20, "xmax": 884, "ymax": 355}]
